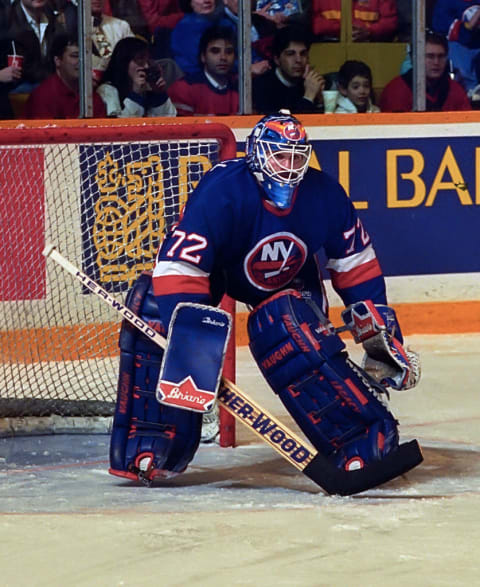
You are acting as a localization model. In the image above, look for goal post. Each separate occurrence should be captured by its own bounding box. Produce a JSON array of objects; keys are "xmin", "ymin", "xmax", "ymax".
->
[{"xmin": 0, "ymin": 121, "xmax": 237, "ymax": 446}]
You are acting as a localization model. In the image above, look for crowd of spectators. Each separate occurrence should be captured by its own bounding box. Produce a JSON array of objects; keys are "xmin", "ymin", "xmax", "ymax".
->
[{"xmin": 0, "ymin": 0, "xmax": 478, "ymax": 119}]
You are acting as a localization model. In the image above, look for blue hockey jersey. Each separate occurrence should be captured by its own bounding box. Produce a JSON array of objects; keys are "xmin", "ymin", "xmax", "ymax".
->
[{"xmin": 152, "ymin": 158, "xmax": 387, "ymax": 325}]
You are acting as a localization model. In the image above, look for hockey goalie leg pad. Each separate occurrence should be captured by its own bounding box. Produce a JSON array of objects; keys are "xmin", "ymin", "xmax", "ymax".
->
[
  {"xmin": 248, "ymin": 290, "xmax": 414, "ymax": 476},
  {"xmin": 109, "ymin": 273, "xmax": 202, "ymax": 484}
]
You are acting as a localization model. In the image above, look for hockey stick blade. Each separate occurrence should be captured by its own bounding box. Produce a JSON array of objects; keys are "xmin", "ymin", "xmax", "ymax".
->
[
  {"xmin": 42, "ymin": 243, "xmax": 423, "ymax": 495},
  {"xmin": 303, "ymin": 440, "xmax": 423, "ymax": 496},
  {"xmin": 218, "ymin": 380, "xmax": 423, "ymax": 496}
]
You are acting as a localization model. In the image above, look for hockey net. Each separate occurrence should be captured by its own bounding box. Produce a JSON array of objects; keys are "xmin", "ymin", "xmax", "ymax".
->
[{"xmin": 0, "ymin": 121, "xmax": 237, "ymax": 446}]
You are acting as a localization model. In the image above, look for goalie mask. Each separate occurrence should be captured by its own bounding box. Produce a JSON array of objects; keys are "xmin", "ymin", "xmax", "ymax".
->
[{"xmin": 246, "ymin": 110, "xmax": 312, "ymax": 209}]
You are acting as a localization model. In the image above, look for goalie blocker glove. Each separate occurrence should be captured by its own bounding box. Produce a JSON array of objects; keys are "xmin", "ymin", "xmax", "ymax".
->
[
  {"xmin": 248, "ymin": 289, "xmax": 422, "ymax": 480},
  {"xmin": 341, "ymin": 300, "xmax": 421, "ymax": 391}
]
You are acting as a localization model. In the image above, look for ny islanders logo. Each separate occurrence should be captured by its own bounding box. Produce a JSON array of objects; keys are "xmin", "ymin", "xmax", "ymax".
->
[
  {"xmin": 244, "ymin": 232, "xmax": 307, "ymax": 291},
  {"xmin": 265, "ymin": 120, "xmax": 306, "ymax": 141}
]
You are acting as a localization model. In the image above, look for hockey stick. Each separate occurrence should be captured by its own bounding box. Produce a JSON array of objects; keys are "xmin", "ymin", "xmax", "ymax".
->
[{"xmin": 42, "ymin": 244, "xmax": 423, "ymax": 496}]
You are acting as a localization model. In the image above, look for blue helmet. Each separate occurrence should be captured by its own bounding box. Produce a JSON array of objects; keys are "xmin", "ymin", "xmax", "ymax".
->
[{"xmin": 246, "ymin": 110, "xmax": 312, "ymax": 209}]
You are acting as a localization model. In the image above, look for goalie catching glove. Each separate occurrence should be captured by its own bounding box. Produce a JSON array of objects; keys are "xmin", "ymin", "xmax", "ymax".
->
[{"xmin": 341, "ymin": 300, "xmax": 420, "ymax": 391}]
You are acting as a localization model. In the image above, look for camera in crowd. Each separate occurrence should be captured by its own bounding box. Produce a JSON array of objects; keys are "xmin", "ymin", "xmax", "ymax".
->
[{"xmin": 145, "ymin": 62, "xmax": 163, "ymax": 86}]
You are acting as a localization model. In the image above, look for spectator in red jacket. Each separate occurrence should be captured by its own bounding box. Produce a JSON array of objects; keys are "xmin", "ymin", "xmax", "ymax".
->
[
  {"xmin": 380, "ymin": 32, "xmax": 471, "ymax": 112},
  {"xmin": 25, "ymin": 33, "xmax": 106, "ymax": 118},
  {"xmin": 137, "ymin": 0, "xmax": 184, "ymax": 33},
  {"xmin": 312, "ymin": 0, "xmax": 398, "ymax": 41},
  {"xmin": 168, "ymin": 24, "xmax": 238, "ymax": 115}
]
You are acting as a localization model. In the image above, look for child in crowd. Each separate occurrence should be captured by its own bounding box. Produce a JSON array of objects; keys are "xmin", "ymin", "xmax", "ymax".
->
[{"xmin": 335, "ymin": 60, "xmax": 380, "ymax": 113}]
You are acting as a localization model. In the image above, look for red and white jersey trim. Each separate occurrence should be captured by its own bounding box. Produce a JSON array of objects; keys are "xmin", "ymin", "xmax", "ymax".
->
[
  {"xmin": 326, "ymin": 245, "xmax": 382, "ymax": 289},
  {"xmin": 152, "ymin": 260, "xmax": 210, "ymax": 296},
  {"xmin": 153, "ymin": 260, "xmax": 208, "ymax": 279},
  {"xmin": 326, "ymin": 244, "xmax": 376, "ymax": 273}
]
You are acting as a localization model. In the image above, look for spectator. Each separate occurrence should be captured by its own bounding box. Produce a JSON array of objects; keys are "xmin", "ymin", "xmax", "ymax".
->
[
  {"xmin": 106, "ymin": 0, "xmax": 149, "ymax": 39},
  {"xmin": 0, "ymin": 40, "xmax": 23, "ymax": 119},
  {"xmin": 222, "ymin": 0, "xmax": 272, "ymax": 76},
  {"xmin": 432, "ymin": 0, "xmax": 480, "ymax": 94},
  {"xmin": 6, "ymin": 0, "xmax": 62, "ymax": 91},
  {"xmin": 0, "ymin": 1, "xmax": 10, "ymax": 37},
  {"xmin": 252, "ymin": 25, "xmax": 325, "ymax": 114},
  {"xmin": 137, "ymin": 0, "xmax": 184, "ymax": 34},
  {"xmin": 170, "ymin": 0, "xmax": 226, "ymax": 76},
  {"xmin": 168, "ymin": 24, "xmax": 238, "ymax": 115},
  {"xmin": 59, "ymin": 0, "xmax": 134, "ymax": 73},
  {"xmin": 380, "ymin": 32, "xmax": 471, "ymax": 112},
  {"xmin": 311, "ymin": 0, "xmax": 398, "ymax": 42},
  {"xmin": 255, "ymin": 0, "xmax": 304, "ymax": 28},
  {"xmin": 335, "ymin": 60, "xmax": 379, "ymax": 113},
  {"xmin": 97, "ymin": 36, "xmax": 177, "ymax": 117},
  {"xmin": 24, "ymin": 33, "xmax": 106, "ymax": 118},
  {"xmin": 396, "ymin": 0, "xmax": 436, "ymax": 43}
]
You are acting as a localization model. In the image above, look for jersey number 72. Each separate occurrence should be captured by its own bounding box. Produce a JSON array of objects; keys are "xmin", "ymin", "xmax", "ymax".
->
[{"xmin": 164, "ymin": 229, "xmax": 207, "ymax": 264}]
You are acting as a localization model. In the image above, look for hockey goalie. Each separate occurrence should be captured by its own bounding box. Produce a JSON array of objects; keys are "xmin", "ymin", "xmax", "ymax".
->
[{"xmin": 109, "ymin": 110, "xmax": 422, "ymax": 490}]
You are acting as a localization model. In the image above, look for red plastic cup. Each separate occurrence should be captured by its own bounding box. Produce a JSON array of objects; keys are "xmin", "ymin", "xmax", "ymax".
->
[
  {"xmin": 92, "ymin": 69, "xmax": 104, "ymax": 84},
  {"xmin": 8, "ymin": 54, "xmax": 23, "ymax": 69}
]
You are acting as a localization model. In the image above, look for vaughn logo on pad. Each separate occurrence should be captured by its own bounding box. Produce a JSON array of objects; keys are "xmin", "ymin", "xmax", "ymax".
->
[{"xmin": 157, "ymin": 376, "xmax": 216, "ymax": 412}]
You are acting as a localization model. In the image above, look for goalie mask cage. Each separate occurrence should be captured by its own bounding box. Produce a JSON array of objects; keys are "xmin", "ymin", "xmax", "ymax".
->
[{"xmin": 0, "ymin": 121, "xmax": 237, "ymax": 447}]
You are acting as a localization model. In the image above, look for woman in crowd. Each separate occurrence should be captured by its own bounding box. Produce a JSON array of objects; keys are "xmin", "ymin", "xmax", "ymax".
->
[{"xmin": 97, "ymin": 36, "xmax": 176, "ymax": 117}]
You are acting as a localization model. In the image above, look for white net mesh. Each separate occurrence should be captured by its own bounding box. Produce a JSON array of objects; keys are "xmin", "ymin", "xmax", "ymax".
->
[{"xmin": 0, "ymin": 123, "xmax": 234, "ymax": 432}]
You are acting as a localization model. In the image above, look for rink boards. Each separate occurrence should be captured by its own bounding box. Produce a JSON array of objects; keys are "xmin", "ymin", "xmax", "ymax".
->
[{"xmin": 0, "ymin": 115, "xmax": 479, "ymax": 363}]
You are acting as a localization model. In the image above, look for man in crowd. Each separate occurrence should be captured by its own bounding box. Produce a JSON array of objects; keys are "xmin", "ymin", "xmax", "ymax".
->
[
  {"xmin": 253, "ymin": 25, "xmax": 325, "ymax": 114},
  {"xmin": 168, "ymin": 25, "xmax": 238, "ymax": 115},
  {"xmin": 380, "ymin": 31, "xmax": 471, "ymax": 111},
  {"xmin": 25, "ymin": 32, "xmax": 106, "ymax": 118},
  {"xmin": 58, "ymin": 0, "xmax": 134, "ymax": 73},
  {"xmin": 6, "ymin": 0, "xmax": 61, "ymax": 91}
]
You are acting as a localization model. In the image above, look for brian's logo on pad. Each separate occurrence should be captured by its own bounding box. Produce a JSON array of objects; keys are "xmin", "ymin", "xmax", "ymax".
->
[
  {"xmin": 157, "ymin": 376, "xmax": 216, "ymax": 413},
  {"xmin": 244, "ymin": 232, "xmax": 307, "ymax": 291}
]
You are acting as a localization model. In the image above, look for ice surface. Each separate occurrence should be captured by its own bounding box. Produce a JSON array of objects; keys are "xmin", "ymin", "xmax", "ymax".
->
[{"xmin": 1, "ymin": 334, "xmax": 480, "ymax": 586}]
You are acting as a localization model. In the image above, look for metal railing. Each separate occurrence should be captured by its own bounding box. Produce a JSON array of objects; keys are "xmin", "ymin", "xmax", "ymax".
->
[{"xmin": 78, "ymin": 0, "xmax": 427, "ymax": 116}]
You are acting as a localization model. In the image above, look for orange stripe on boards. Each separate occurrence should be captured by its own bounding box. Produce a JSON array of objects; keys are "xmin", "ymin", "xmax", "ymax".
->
[
  {"xmin": 392, "ymin": 300, "xmax": 480, "ymax": 336},
  {"xmin": 4, "ymin": 300, "xmax": 480, "ymax": 362},
  {"xmin": 234, "ymin": 300, "xmax": 480, "ymax": 346},
  {"xmin": 2, "ymin": 111, "xmax": 480, "ymax": 132},
  {"xmin": 1, "ymin": 323, "xmax": 119, "ymax": 363}
]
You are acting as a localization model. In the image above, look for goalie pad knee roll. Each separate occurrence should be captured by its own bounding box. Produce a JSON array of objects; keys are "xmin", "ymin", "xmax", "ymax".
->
[
  {"xmin": 248, "ymin": 290, "xmax": 400, "ymax": 472},
  {"xmin": 109, "ymin": 272, "xmax": 202, "ymax": 484}
]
